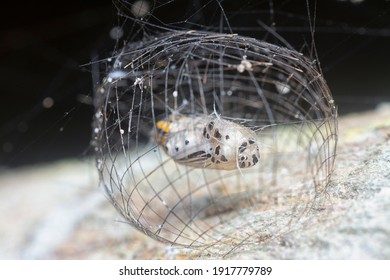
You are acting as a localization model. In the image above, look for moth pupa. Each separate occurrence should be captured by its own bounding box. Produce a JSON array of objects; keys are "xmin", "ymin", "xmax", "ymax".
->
[{"xmin": 156, "ymin": 115, "xmax": 260, "ymax": 170}]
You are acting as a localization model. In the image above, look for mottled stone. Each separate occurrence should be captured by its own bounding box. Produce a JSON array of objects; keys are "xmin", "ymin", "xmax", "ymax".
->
[{"xmin": 0, "ymin": 104, "xmax": 389, "ymax": 259}]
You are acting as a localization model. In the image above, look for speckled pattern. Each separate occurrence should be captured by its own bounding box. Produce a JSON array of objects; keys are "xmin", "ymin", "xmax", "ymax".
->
[{"xmin": 156, "ymin": 115, "xmax": 260, "ymax": 170}]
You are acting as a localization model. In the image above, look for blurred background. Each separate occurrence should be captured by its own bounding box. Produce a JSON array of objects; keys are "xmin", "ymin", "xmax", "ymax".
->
[{"xmin": 1, "ymin": 0, "xmax": 389, "ymax": 168}]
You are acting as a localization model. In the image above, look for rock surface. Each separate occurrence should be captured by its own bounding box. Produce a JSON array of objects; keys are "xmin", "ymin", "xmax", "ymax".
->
[{"xmin": 0, "ymin": 104, "xmax": 389, "ymax": 259}]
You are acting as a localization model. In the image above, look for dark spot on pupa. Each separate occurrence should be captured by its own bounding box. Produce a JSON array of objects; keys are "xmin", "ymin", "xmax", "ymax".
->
[
  {"xmin": 208, "ymin": 121, "xmax": 214, "ymax": 130},
  {"xmin": 215, "ymin": 145, "xmax": 221, "ymax": 155},
  {"xmin": 216, "ymin": 160, "xmax": 220, "ymax": 164},
  {"xmin": 252, "ymin": 154, "xmax": 259, "ymax": 165},
  {"xmin": 203, "ymin": 127, "xmax": 207, "ymax": 137},
  {"xmin": 206, "ymin": 133, "xmax": 210, "ymax": 139},
  {"xmin": 239, "ymin": 142, "xmax": 248, "ymax": 153},
  {"xmin": 214, "ymin": 129, "xmax": 222, "ymax": 140},
  {"xmin": 175, "ymin": 146, "xmax": 179, "ymax": 152},
  {"xmin": 225, "ymin": 135, "xmax": 230, "ymax": 140},
  {"xmin": 221, "ymin": 155, "xmax": 228, "ymax": 162},
  {"xmin": 248, "ymin": 139, "xmax": 255, "ymax": 145},
  {"xmin": 186, "ymin": 151, "xmax": 206, "ymax": 159},
  {"xmin": 240, "ymin": 156, "xmax": 245, "ymax": 161},
  {"xmin": 211, "ymin": 156, "xmax": 216, "ymax": 163},
  {"xmin": 239, "ymin": 162, "xmax": 245, "ymax": 168},
  {"xmin": 185, "ymin": 140, "xmax": 189, "ymax": 145},
  {"xmin": 206, "ymin": 153, "xmax": 212, "ymax": 158}
]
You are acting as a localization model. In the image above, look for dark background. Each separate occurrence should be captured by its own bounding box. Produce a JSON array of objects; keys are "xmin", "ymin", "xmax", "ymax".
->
[{"xmin": 1, "ymin": 0, "xmax": 389, "ymax": 167}]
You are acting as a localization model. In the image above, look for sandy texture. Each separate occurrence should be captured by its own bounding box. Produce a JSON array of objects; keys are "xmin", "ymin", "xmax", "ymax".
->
[{"xmin": 0, "ymin": 104, "xmax": 389, "ymax": 259}]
